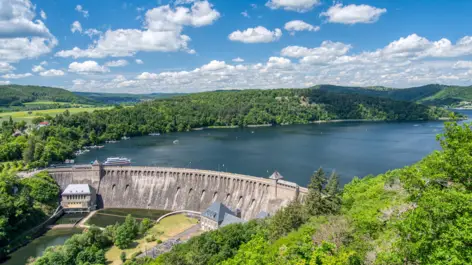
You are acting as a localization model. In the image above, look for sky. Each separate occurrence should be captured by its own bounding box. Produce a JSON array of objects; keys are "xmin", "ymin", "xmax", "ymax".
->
[{"xmin": 1, "ymin": 0, "xmax": 472, "ymax": 94}]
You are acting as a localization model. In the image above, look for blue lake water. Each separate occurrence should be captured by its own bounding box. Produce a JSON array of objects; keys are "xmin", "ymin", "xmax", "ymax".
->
[{"xmin": 75, "ymin": 110, "xmax": 471, "ymax": 186}]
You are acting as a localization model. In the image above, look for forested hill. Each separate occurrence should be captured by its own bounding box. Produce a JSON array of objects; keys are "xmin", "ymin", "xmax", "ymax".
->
[
  {"xmin": 313, "ymin": 84, "xmax": 472, "ymax": 107},
  {"xmin": 0, "ymin": 85, "xmax": 94, "ymax": 106},
  {"xmin": 0, "ymin": 88, "xmax": 451, "ymax": 167},
  {"xmin": 74, "ymin": 92, "xmax": 185, "ymax": 104}
]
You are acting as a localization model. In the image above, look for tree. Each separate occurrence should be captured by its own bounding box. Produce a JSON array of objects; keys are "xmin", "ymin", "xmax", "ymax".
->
[
  {"xmin": 324, "ymin": 171, "xmax": 342, "ymax": 214},
  {"xmin": 268, "ymin": 199, "xmax": 307, "ymax": 241},
  {"xmin": 139, "ymin": 218, "xmax": 152, "ymax": 235},
  {"xmin": 305, "ymin": 168, "xmax": 327, "ymax": 216},
  {"xmin": 114, "ymin": 225, "xmax": 134, "ymax": 249},
  {"xmin": 120, "ymin": 252, "xmax": 127, "ymax": 263}
]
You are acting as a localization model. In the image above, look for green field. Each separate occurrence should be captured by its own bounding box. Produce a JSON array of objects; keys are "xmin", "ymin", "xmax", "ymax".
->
[
  {"xmin": 23, "ymin": 101, "xmax": 94, "ymax": 107},
  {"xmin": 86, "ymin": 208, "xmax": 171, "ymax": 227},
  {"xmin": 0, "ymin": 106, "xmax": 110, "ymax": 123},
  {"xmin": 99, "ymin": 208, "xmax": 170, "ymax": 219}
]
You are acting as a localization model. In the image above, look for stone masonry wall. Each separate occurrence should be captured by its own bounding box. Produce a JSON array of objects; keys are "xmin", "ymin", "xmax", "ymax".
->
[{"xmin": 49, "ymin": 166, "xmax": 306, "ymax": 220}]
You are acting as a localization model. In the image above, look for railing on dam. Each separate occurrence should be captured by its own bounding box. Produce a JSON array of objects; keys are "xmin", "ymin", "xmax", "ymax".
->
[
  {"xmin": 102, "ymin": 166, "xmax": 306, "ymax": 194},
  {"xmin": 48, "ymin": 165, "xmax": 308, "ymax": 196},
  {"xmin": 155, "ymin": 210, "xmax": 201, "ymax": 223}
]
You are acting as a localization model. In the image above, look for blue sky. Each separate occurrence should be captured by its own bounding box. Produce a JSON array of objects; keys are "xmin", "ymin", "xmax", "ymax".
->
[{"xmin": 1, "ymin": 0, "xmax": 472, "ymax": 93}]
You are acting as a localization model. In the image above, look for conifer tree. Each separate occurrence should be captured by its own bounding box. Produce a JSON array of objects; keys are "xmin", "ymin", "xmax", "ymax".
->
[
  {"xmin": 305, "ymin": 167, "xmax": 327, "ymax": 216},
  {"xmin": 325, "ymin": 171, "xmax": 342, "ymax": 214}
]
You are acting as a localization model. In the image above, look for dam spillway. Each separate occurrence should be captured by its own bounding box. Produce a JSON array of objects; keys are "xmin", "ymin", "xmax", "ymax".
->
[{"xmin": 48, "ymin": 163, "xmax": 307, "ymax": 220}]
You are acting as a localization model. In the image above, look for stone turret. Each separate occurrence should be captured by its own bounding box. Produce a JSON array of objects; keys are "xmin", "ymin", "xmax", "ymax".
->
[
  {"xmin": 91, "ymin": 160, "xmax": 103, "ymax": 189},
  {"xmin": 269, "ymin": 171, "xmax": 283, "ymax": 198}
]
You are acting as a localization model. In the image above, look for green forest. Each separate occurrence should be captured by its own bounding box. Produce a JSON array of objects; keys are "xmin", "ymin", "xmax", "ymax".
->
[
  {"xmin": 313, "ymin": 84, "xmax": 472, "ymax": 107},
  {"xmin": 0, "ymin": 88, "xmax": 451, "ymax": 167},
  {"xmin": 0, "ymin": 85, "xmax": 94, "ymax": 107}
]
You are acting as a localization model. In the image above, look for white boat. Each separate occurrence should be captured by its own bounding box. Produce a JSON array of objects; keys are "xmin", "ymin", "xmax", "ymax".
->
[
  {"xmin": 103, "ymin": 157, "xmax": 131, "ymax": 166},
  {"xmin": 121, "ymin": 136, "xmax": 130, "ymax": 140},
  {"xmin": 149, "ymin": 133, "xmax": 161, "ymax": 136},
  {"xmin": 173, "ymin": 140, "xmax": 179, "ymax": 144}
]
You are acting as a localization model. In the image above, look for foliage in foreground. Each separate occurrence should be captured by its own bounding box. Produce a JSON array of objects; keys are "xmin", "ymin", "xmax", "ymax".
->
[
  {"xmin": 29, "ymin": 215, "xmax": 153, "ymax": 265},
  {"xmin": 0, "ymin": 170, "xmax": 59, "ymax": 261},
  {"xmin": 140, "ymin": 120, "xmax": 471, "ymax": 265}
]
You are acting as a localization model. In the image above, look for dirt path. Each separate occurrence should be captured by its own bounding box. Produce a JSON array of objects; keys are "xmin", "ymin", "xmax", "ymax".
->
[{"xmin": 78, "ymin": 210, "xmax": 97, "ymax": 227}]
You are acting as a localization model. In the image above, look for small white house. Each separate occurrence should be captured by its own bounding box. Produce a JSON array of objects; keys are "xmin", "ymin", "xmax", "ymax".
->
[{"xmin": 61, "ymin": 184, "xmax": 96, "ymax": 213}]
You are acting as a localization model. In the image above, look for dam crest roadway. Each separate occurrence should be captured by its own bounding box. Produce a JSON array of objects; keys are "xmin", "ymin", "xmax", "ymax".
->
[{"xmin": 48, "ymin": 162, "xmax": 308, "ymax": 220}]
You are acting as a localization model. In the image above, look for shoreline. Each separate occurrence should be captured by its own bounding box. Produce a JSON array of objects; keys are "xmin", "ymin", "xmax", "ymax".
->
[{"xmin": 193, "ymin": 117, "xmax": 461, "ymax": 130}]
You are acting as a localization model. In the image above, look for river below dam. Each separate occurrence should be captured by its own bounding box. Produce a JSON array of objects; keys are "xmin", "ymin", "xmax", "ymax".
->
[{"xmin": 74, "ymin": 110, "xmax": 472, "ymax": 186}]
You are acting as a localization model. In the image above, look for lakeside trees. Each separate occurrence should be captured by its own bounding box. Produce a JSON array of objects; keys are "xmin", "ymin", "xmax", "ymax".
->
[
  {"xmin": 0, "ymin": 88, "xmax": 451, "ymax": 167},
  {"xmin": 0, "ymin": 169, "xmax": 59, "ymax": 261},
  {"xmin": 30, "ymin": 215, "xmax": 153, "ymax": 265}
]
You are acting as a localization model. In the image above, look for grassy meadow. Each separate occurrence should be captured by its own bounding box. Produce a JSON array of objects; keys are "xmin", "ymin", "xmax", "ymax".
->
[
  {"xmin": 104, "ymin": 214, "xmax": 199, "ymax": 265},
  {"xmin": 0, "ymin": 106, "xmax": 110, "ymax": 123}
]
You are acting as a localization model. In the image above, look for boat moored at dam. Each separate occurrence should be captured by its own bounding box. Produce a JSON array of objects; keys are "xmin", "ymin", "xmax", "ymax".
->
[{"xmin": 48, "ymin": 161, "xmax": 307, "ymax": 220}]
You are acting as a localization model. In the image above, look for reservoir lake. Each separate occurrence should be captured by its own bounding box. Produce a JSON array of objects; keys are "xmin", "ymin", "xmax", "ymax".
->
[{"xmin": 75, "ymin": 110, "xmax": 472, "ymax": 186}]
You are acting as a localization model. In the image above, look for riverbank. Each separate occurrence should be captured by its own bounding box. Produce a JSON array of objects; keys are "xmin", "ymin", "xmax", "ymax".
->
[{"xmin": 2, "ymin": 228, "xmax": 83, "ymax": 265}]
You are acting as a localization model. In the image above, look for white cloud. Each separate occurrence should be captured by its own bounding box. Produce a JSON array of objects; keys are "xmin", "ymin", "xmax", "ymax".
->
[
  {"xmin": 75, "ymin": 5, "xmax": 89, "ymax": 18},
  {"xmin": 32, "ymin": 64, "xmax": 45, "ymax": 72},
  {"xmin": 39, "ymin": 69, "xmax": 65, "ymax": 77},
  {"xmin": 1, "ymin": 72, "xmax": 32, "ymax": 79},
  {"xmin": 0, "ymin": 0, "xmax": 51, "ymax": 38},
  {"xmin": 40, "ymin": 61, "xmax": 47, "ymax": 66},
  {"xmin": 321, "ymin": 4, "xmax": 387, "ymax": 24},
  {"xmin": 284, "ymin": 20, "xmax": 319, "ymax": 34},
  {"xmin": 69, "ymin": 33, "xmax": 472, "ymax": 94},
  {"xmin": 113, "ymin": 75, "xmax": 127, "ymax": 82},
  {"xmin": 84, "ymin": 28, "xmax": 102, "ymax": 38},
  {"xmin": 266, "ymin": 0, "xmax": 320, "ymax": 13},
  {"xmin": 0, "ymin": 80, "xmax": 11, "ymax": 85},
  {"xmin": 266, "ymin": 56, "xmax": 291, "ymax": 69},
  {"xmin": 68, "ymin": 61, "xmax": 109, "ymax": 74},
  {"xmin": 201, "ymin": 60, "xmax": 228, "ymax": 71},
  {"xmin": 40, "ymin": 9, "xmax": 47, "ymax": 20},
  {"xmin": 241, "ymin": 11, "xmax": 249, "ymax": 18},
  {"xmin": 229, "ymin": 26, "xmax": 282, "ymax": 43},
  {"xmin": 0, "ymin": 62, "xmax": 15, "ymax": 73},
  {"xmin": 0, "ymin": 0, "xmax": 56, "ymax": 62},
  {"xmin": 71, "ymin": 21, "xmax": 82, "ymax": 33},
  {"xmin": 251, "ymin": 4, "xmax": 257, "ymax": 9},
  {"xmin": 453, "ymin": 61, "xmax": 472, "ymax": 69},
  {"xmin": 0, "ymin": 37, "xmax": 57, "ymax": 62},
  {"xmin": 105, "ymin": 59, "xmax": 128, "ymax": 67},
  {"xmin": 232, "ymin": 57, "xmax": 244, "ymax": 62},
  {"xmin": 135, "ymin": 59, "xmax": 144, "ymax": 64},
  {"xmin": 56, "ymin": 1, "xmax": 220, "ymax": 58},
  {"xmin": 281, "ymin": 41, "xmax": 352, "ymax": 65},
  {"xmin": 137, "ymin": 72, "xmax": 158, "ymax": 80},
  {"xmin": 174, "ymin": 0, "xmax": 197, "ymax": 5}
]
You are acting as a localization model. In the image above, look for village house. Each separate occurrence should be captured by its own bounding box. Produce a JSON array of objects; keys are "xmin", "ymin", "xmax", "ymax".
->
[{"xmin": 61, "ymin": 184, "xmax": 96, "ymax": 213}]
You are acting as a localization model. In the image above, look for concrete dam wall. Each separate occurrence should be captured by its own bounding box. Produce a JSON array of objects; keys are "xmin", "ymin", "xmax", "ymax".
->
[{"xmin": 49, "ymin": 164, "xmax": 307, "ymax": 220}]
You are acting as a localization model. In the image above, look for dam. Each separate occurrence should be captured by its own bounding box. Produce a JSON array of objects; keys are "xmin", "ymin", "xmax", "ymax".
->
[{"xmin": 48, "ymin": 161, "xmax": 308, "ymax": 220}]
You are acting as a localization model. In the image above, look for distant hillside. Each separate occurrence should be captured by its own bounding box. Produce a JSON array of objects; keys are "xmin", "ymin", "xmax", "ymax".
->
[
  {"xmin": 313, "ymin": 84, "xmax": 472, "ymax": 107},
  {"xmin": 74, "ymin": 92, "xmax": 185, "ymax": 104},
  {"xmin": 0, "ymin": 85, "xmax": 94, "ymax": 106},
  {"xmin": 418, "ymin": 85, "xmax": 472, "ymax": 106}
]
